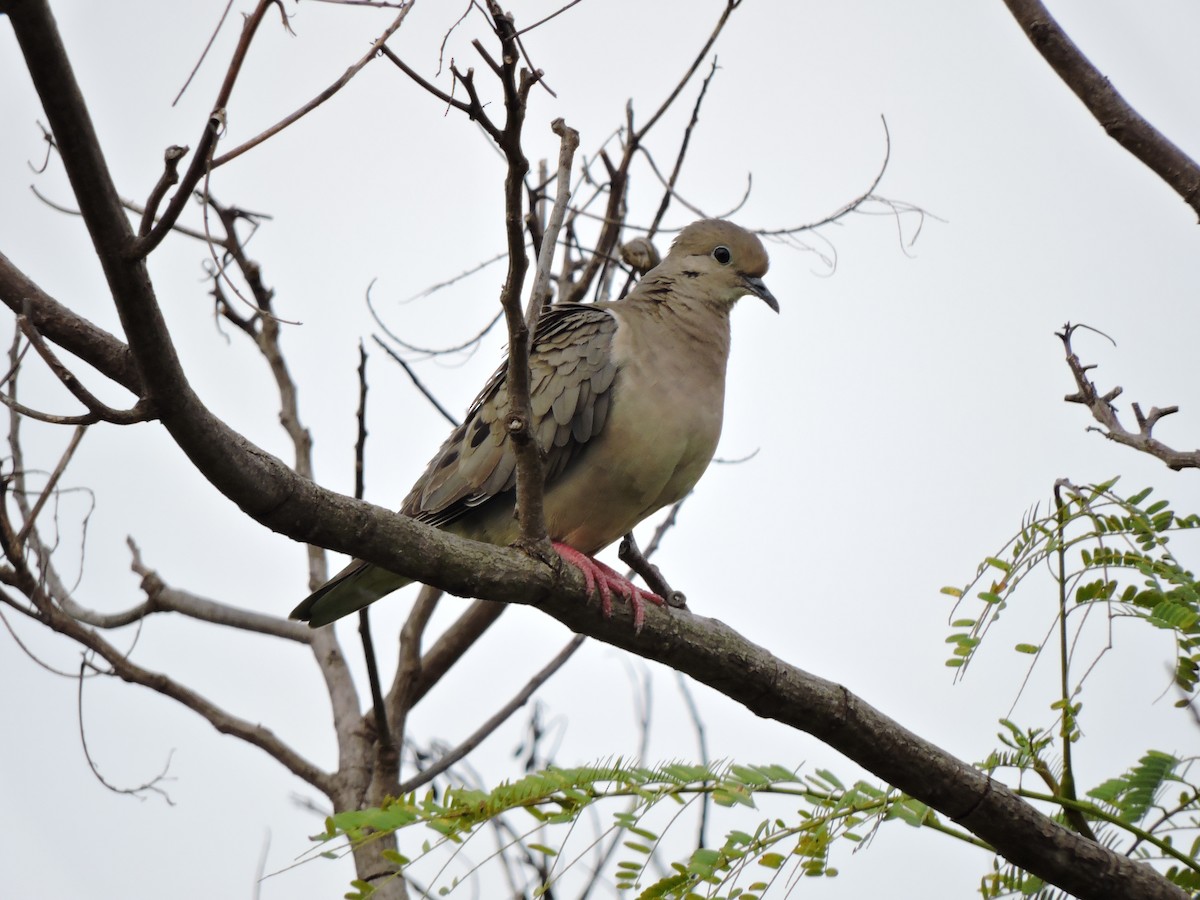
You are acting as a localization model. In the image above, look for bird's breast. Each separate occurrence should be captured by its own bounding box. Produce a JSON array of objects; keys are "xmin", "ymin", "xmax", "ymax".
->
[{"xmin": 543, "ymin": 308, "xmax": 730, "ymax": 553}]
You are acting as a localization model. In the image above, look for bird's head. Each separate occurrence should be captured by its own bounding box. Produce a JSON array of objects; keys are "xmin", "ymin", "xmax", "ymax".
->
[{"xmin": 666, "ymin": 219, "xmax": 779, "ymax": 312}]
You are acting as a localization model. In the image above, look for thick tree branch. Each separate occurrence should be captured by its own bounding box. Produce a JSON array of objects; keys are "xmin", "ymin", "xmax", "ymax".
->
[
  {"xmin": 15, "ymin": 314, "xmax": 155, "ymax": 424},
  {"xmin": 2, "ymin": 3, "xmax": 1188, "ymax": 895},
  {"xmin": 0, "ymin": 251, "xmax": 140, "ymax": 393},
  {"xmin": 1001, "ymin": 0, "xmax": 1200, "ymax": 219}
]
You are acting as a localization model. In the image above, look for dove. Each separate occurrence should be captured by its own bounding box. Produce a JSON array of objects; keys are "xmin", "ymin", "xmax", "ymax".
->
[{"xmin": 292, "ymin": 219, "xmax": 777, "ymax": 628}]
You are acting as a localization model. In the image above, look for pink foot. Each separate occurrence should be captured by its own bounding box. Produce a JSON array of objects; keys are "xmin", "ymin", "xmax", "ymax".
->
[{"xmin": 553, "ymin": 541, "xmax": 664, "ymax": 632}]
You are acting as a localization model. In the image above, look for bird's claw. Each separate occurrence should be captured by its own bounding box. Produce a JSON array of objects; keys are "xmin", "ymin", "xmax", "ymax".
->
[{"xmin": 552, "ymin": 542, "xmax": 664, "ymax": 632}]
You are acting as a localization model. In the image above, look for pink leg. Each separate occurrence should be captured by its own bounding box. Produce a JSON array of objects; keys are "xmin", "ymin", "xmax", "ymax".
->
[{"xmin": 552, "ymin": 542, "xmax": 664, "ymax": 632}]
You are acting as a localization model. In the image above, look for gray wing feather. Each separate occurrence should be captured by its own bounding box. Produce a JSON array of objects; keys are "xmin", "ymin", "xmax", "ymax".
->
[{"xmin": 401, "ymin": 304, "xmax": 620, "ymax": 528}]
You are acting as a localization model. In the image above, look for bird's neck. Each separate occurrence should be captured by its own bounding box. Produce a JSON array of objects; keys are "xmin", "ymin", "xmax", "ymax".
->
[{"xmin": 610, "ymin": 291, "xmax": 733, "ymax": 377}]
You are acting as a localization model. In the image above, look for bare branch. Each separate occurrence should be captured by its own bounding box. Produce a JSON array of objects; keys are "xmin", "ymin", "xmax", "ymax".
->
[
  {"xmin": 121, "ymin": 538, "xmax": 313, "ymax": 640},
  {"xmin": 0, "ymin": 252, "xmax": 141, "ymax": 394},
  {"xmin": 388, "ymin": 585, "xmax": 441, "ymax": 749},
  {"xmin": 171, "ymin": 0, "xmax": 236, "ymax": 107},
  {"xmin": 78, "ymin": 660, "xmax": 176, "ymax": 804},
  {"xmin": 0, "ymin": 514, "xmax": 332, "ymax": 792},
  {"xmin": 400, "ymin": 249, "xmax": 509, "ymax": 303},
  {"xmin": 474, "ymin": 1, "xmax": 549, "ymax": 547},
  {"xmin": 211, "ymin": 3, "xmax": 415, "ymax": 167},
  {"xmin": 129, "ymin": 0, "xmax": 280, "ymax": 259},
  {"xmin": 369, "ymin": 279, "xmax": 506, "ymax": 359},
  {"xmin": 391, "ymin": 600, "xmax": 506, "ymax": 710},
  {"xmin": 395, "ymin": 634, "xmax": 584, "ymax": 795},
  {"xmin": 137, "ymin": 145, "xmax": 188, "ymax": 237},
  {"xmin": 512, "ymin": 0, "xmax": 585, "ymax": 37},
  {"xmin": 646, "ymin": 56, "xmax": 722, "ymax": 237},
  {"xmin": 381, "ymin": 46, "xmax": 500, "ymax": 140},
  {"xmin": 16, "ymin": 314, "xmax": 156, "ymax": 424},
  {"xmin": 524, "ymin": 118, "xmax": 579, "ymax": 323},
  {"xmin": 634, "ymin": 0, "xmax": 741, "ymax": 142},
  {"xmin": 675, "ymin": 671, "xmax": 711, "ymax": 847},
  {"xmin": 757, "ymin": 116, "xmax": 893, "ymax": 236},
  {"xmin": 27, "ymin": 119, "xmax": 56, "ymax": 174},
  {"xmin": 1002, "ymin": 0, "xmax": 1200, "ymax": 219},
  {"xmin": 14, "ymin": 423, "xmax": 86, "ymax": 546},
  {"xmin": 619, "ymin": 531, "xmax": 683, "ymax": 608},
  {"xmin": 1059, "ymin": 323, "xmax": 1200, "ymax": 469},
  {"xmin": 355, "ymin": 341, "xmax": 369, "ymax": 500},
  {"xmin": 371, "ymin": 337, "xmax": 460, "ymax": 427}
]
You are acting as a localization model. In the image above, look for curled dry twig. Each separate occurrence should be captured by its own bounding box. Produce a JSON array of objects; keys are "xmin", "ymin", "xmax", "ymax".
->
[{"xmin": 78, "ymin": 658, "xmax": 177, "ymax": 804}]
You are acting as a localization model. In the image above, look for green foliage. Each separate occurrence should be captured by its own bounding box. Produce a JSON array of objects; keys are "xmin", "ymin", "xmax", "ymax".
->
[
  {"xmin": 1087, "ymin": 750, "xmax": 1185, "ymax": 826},
  {"xmin": 945, "ymin": 479, "xmax": 1200, "ymax": 897},
  {"xmin": 942, "ymin": 478, "xmax": 1200, "ymax": 698},
  {"xmin": 312, "ymin": 478, "xmax": 1200, "ymax": 899},
  {"xmin": 309, "ymin": 761, "xmax": 973, "ymax": 898}
]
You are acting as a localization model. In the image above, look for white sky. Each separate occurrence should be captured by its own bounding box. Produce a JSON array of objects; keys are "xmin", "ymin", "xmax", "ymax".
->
[{"xmin": 2, "ymin": 1, "xmax": 1200, "ymax": 897}]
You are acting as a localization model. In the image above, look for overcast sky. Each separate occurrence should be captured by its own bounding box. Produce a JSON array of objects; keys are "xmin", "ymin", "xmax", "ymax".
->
[{"xmin": 3, "ymin": 1, "xmax": 1200, "ymax": 897}]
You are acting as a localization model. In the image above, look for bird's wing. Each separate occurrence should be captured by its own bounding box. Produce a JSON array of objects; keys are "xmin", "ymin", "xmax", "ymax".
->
[{"xmin": 401, "ymin": 303, "xmax": 620, "ymax": 527}]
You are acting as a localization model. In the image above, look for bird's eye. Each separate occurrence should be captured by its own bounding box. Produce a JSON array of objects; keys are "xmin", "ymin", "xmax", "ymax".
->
[{"xmin": 712, "ymin": 245, "xmax": 732, "ymax": 265}]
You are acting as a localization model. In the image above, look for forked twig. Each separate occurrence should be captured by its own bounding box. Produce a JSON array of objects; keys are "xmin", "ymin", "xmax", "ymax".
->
[{"xmin": 1059, "ymin": 322, "xmax": 1197, "ymax": 469}]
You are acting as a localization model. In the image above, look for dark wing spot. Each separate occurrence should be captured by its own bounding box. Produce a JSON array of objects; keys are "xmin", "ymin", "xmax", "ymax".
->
[
  {"xmin": 469, "ymin": 419, "xmax": 490, "ymax": 448},
  {"xmin": 437, "ymin": 449, "xmax": 459, "ymax": 469},
  {"xmin": 682, "ymin": 270, "xmax": 701, "ymax": 279}
]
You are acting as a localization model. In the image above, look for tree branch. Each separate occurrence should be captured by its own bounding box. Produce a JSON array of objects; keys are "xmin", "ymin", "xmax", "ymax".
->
[
  {"xmin": 487, "ymin": 2, "xmax": 546, "ymax": 546},
  {"xmin": 2, "ymin": 4, "xmax": 1188, "ymax": 895},
  {"xmin": 0, "ymin": 251, "xmax": 140, "ymax": 394},
  {"xmin": 1001, "ymin": 0, "xmax": 1200, "ymax": 219},
  {"xmin": 128, "ymin": 0, "xmax": 281, "ymax": 258},
  {"xmin": 523, "ymin": 118, "xmax": 578, "ymax": 322},
  {"xmin": 395, "ymin": 634, "xmax": 584, "ymax": 795},
  {"xmin": 1059, "ymin": 323, "xmax": 1198, "ymax": 469},
  {"xmin": 0, "ymin": 533, "xmax": 335, "ymax": 794},
  {"xmin": 211, "ymin": 2, "xmax": 415, "ymax": 168}
]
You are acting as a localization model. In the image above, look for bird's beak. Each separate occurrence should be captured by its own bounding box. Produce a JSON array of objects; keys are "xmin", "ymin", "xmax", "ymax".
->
[{"xmin": 743, "ymin": 275, "xmax": 780, "ymax": 313}]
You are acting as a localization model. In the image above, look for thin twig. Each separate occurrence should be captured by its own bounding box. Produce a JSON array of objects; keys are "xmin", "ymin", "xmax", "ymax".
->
[
  {"xmin": 172, "ymin": 0, "xmax": 235, "ymax": 107},
  {"xmin": 371, "ymin": 337, "xmax": 460, "ymax": 427},
  {"xmin": 395, "ymin": 635, "xmax": 584, "ymax": 795},
  {"xmin": 78, "ymin": 660, "xmax": 176, "ymax": 803},
  {"xmin": 646, "ymin": 57, "xmax": 722, "ymax": 238},
  {"xmin": 675, "ymin": 671, "xmax": 711, "ymax": 848},
  {"xmin": 130, "ymin": 0, "xmax": 279, "ymax": 258},
  {"xmin": 757, "ymin": 116, "xmax": 893, "ymax": 236},
  {"xmin": 14, "ymin": 424, "xmax": 86, "ymax": 545},
  {"xmin": 369, "ymin": 278, "xmax": 506, "ymax": 359},
  {"xmin": 212, "ymin": 3, "xmax": 415, "ymax": 167},
  {"xmin": 137, "ymin": 145, "xmax": 188, "ymax": 236},
  {"xmin": 16, "ymin": 313, "xmax": 156, "ymax": 424},
  {"xmin": 512, "ymin": 0, "xmax": 585, "ymax": 36},
  {"xmin": 524, "ymin": 118, "xmax": 579, "ymax": 323},
  {"xmin": 634, "ymin": 0, "xmax": 741, "ymax": 142},
  {"xmin": 388, "ymin": 585, "xmax": 441, "ymax": 758}
]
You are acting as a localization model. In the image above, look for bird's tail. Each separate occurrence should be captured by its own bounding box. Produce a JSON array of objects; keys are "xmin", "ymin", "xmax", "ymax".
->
[{"xmin": 290, "ymin": 561, "xmax": 411, "ymax": 627}]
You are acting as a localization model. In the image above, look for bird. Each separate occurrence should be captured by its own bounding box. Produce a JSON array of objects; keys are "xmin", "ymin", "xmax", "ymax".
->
[{"xmin": 291, "ymin": 219, "xmax": 778, "ymax": 628}]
